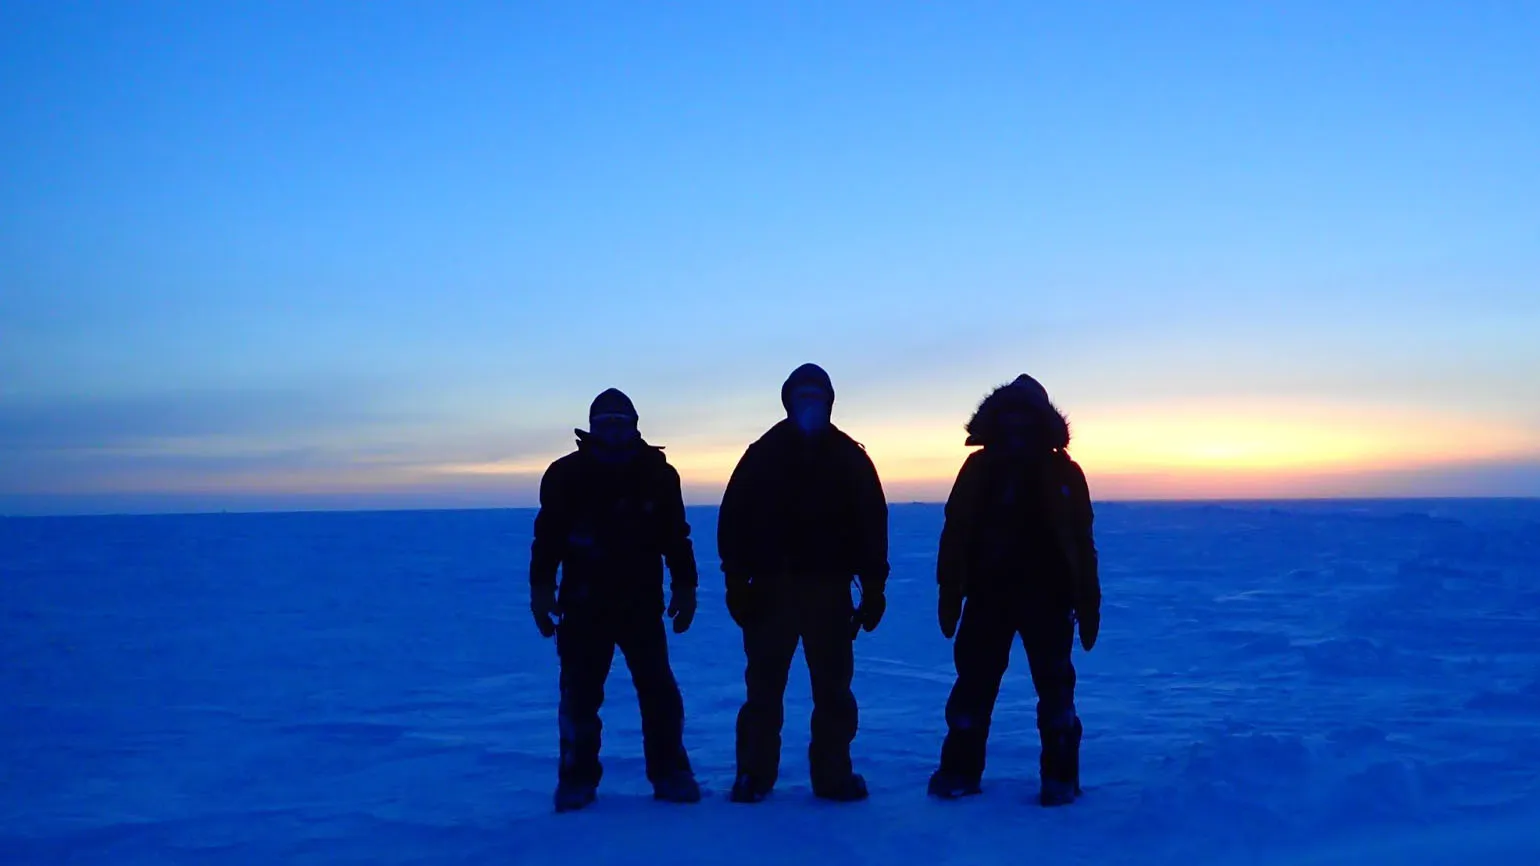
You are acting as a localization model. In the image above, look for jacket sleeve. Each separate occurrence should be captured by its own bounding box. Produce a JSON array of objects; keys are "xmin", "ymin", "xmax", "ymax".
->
[
  {"xmin": 852, "ymin": 444, "xmax": 890, "ymax": 591},
  {"xmin": 1066, "ymin": 458, "xmax": 1100, "ymax": 614},
  {"xmin": 716, "ymin": 442, "xmax": 760, "ymax": 582},
  {"xmin": 937, "ymin": 452, "xmax": 979, "ymax": 597},
  {"xmin": 529, "ymin": 462, "xmax": 567, "ymax": 591},
  {"xmin": 658, "ymin": 461, "xmax": 699, "ymax": 591}
]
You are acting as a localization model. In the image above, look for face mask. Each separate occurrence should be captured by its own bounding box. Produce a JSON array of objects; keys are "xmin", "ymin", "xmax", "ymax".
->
[
  {"xmin": 589, "ymin": 415, "xmax": 639, "ymax": 451},
  {"xmin": 792, "ymin": 401, "xmax": 831, "ymax": 434}
]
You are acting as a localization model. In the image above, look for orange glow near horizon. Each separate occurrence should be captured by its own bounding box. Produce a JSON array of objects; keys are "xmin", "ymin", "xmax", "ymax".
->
[
  {"xmin": 416, "ymin": 401, "xmax": 1537, "ymax": 501},
  {"xmin": 1066, "ymin": 402, "xmax": 1536, "ymax": 473},
  {"xmin": 824, "ymin": 401, "xmax": 1539, "ymax": 501},
  {"xmin": 45, "ymin": 403, "xmax": 1533, "ymax": 504}
]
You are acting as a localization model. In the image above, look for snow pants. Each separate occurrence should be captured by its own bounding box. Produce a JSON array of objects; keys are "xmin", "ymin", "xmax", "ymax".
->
[
  {"xmin": 938, "ymin": 593, "xmax": 1081, "ymax": 787},
  {"xmin": 735, "ymin": 580, "xmax": 858, "ymax": 788},
  {"xmin": 556, "ymin": 606, "xmax": 691, "ymax": 787}
]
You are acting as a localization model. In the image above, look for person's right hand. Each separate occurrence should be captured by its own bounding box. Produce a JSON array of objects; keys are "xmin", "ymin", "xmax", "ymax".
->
[
  {"xmin": 1078, "ymin": 607, "xmax": 1099, "ymax": 652},
  {"xmin": 667, "ymin": 584, "xmax": 697, "ymax": 634},
  {"xmin": 938, "ymin": 588, "xmax": 963, "ymax": 639},
  {"xmin": 531, "ymin": 583, "xmax": 560, "ymax": 638}
]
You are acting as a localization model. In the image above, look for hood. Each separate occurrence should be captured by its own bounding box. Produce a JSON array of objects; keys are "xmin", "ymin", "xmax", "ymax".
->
[
  {"xmin": 963, "ymin": 374, "xmax": 1071, "ymax": 450},
  {"xmin": 780, "ymin": 362, "xmax": 835, "ymax": 412}
]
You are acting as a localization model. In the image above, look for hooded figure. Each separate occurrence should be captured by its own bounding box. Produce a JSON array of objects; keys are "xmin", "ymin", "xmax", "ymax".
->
[
  {"xmin": 717, "ymin": 363, "xmax": 890, "ymax": 804},
  {"xmin": 926, "ymin": 374, "xmax": 1101, "ymax": 807},
  {"xmin": 529, "ymin": 388, "xmax": 702, "ymax": 812}
]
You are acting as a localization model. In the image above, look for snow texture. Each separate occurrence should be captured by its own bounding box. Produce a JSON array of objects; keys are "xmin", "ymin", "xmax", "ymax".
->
[{"xmin": 3, "ymin": 500, "xmax": 1539, "ymax": 865}]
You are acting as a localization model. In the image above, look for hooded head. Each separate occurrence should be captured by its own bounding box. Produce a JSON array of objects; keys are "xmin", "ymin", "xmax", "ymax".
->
[
  {"xmin": 590, "ymin": 388, "xmax": 637, "ymax": 423},
  {"xmin": 963, "ymin": 374, "xmax": 1071, "ymax": 453},
  {"xmin": 781, "ymin": 363, "xmax": 834, "ymax": 435},
  {"xmin": 581, "ymin": 387, "xmax": 641, "ymax": 458}
]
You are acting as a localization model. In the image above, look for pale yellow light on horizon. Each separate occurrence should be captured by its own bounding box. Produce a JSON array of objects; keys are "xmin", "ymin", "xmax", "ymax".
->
[
  {"xmin": 1068, "ymin": 402, "xmax": 1536, "ymax": 474},
  {"xmin": 44, "ymin": 399, "xmax": 1534, "ymax": 504},
  {"xmin": 433, "ymin": 457, "xmax": 553, "ymax": 477},
  {"xmin": 424, "ymin": 401, "xmax": 1537, "ymax": 496},
  {"xmin": 832, "ymin": 401, "xmax": 1537, "ymax": 499}
]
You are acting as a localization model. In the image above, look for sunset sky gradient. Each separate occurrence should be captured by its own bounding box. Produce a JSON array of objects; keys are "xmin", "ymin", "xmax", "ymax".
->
[{"xmin": 3, "ymin": 1, "xmax": 1538, "ymax": 514}]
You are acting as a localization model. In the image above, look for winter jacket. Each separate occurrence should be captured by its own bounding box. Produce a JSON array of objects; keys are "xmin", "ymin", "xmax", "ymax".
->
[
  {"xmin": 717, "ymin": 420, "xmax": 890, "ymax": 590},
  {"xmin": 936, "ymin": 381, "xmax": 1100, "ymax": 618},
  {"xmin": 530, "ymin": 433, "xmax": 698, "ymax": 613}
]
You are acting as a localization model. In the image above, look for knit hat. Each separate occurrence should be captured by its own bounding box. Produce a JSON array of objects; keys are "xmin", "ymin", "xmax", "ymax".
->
[
  {"xmin": 589, "ymin": 388, "xmax": 638, "ymax": 422},
  {"xmin": 780, "ymin": 363, "xmax": 834, "ymax": 411}
]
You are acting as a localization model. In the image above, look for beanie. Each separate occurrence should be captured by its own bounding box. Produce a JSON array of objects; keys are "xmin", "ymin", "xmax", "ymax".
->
[
  {"xmin": 589, "ymin": 388, "xmax": 638, "ymax": 422},
  {"xmin": 780, "ymin": 363, "xmax": 835, "ymax": 411}
]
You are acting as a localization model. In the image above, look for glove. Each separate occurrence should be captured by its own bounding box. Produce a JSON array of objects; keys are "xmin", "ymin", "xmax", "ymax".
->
[
  {"xmin": 667, "ymin": 585, "xmax": 697, "ymax": 634},
  {"xmin": 938, "ymin": 587, "xmax": 963, "ymax": 639},
  {"xmin": 725, "ymin": 574, "xmax": 760, "ymax": 628},
  {"xmin": 852, "ymin": 585, "xmax": 886, "ymax": 636},
  {"xmin": 531, "ymin": 583, "xmax": 560, "ymax": 639},
  {"xmin": 1078, "ymin": 608, "xmax": 1099, "ymax": 652}
]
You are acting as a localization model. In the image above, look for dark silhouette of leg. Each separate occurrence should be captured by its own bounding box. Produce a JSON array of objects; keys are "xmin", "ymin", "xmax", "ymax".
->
[
  {"xmin": 555, "ymin": 611, "xmax": 616, "ymax": 792},
  {"xmin": 735, "ymin": 589, "xmax": 799, "ymax": 791},
  {"xmin": 937, "ymin": 595, "xmax": 1015, "ymax": 787},
  {"xmin": 1024, "ymin": 607, "xmax": 1080, "ymax": 804},
  {"xmin": 803, "ymin": 583, "xmax": 859, "ymax": 791},
  {"xmin": 616, "ymin": 613, "xmax": 693, "ymax": 788}
]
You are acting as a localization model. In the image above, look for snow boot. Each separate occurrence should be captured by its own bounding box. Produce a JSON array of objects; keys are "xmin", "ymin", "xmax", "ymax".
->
[
  {"xmin": 729, "ymin": 773, "xmax": 773, "ymax": 804},
  {"xmin": 653, "ymin": 771, "xmax": 702, "ymax": 804},
  {"xmin": 812, "ymin": 772, "xmax": 869, "ymax": 803},
  {"xmin": 927, "ymin": 769, "xmax": 982, "ymax": 800},
  {"xmin": 1038, "ymin": 777, "xmax": 1076, "ymax": 807},
  {"xmin": 554, "ymin": 781, "xmax": 597, "ymax": 813},
  {"xmin": 1038, "ymin": 717, "xmax": 1082, "ymax": 807}
]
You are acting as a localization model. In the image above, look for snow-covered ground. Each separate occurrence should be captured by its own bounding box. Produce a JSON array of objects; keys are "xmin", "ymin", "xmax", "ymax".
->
[{"xmin": 3, "ymin": 500, "xmax": 1538, "ymax": 865}]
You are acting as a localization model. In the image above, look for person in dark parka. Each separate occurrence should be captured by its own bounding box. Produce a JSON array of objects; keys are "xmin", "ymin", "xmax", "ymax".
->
[
  {"xmin": 718, "ymin": 363, "xmax": 890, "ymax": 803},
  {"xmin": 529, "ymin": 388, "xmax": 701, "ymax": 812},
  {"xmin": 926, "ymin": 374, "xmax": 1101, "ymax": 807}
]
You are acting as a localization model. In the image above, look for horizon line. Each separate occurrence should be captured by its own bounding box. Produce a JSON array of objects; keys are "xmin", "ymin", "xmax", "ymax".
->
[{"xmin": 5, "ymin": 494, "xmax": 1538, "ymax": 520}]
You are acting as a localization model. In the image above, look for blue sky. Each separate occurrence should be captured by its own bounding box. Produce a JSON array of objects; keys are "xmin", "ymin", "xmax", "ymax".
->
[{"xmin": 3, "ymin": 1, "xmax": 1538, "ymax": 514}]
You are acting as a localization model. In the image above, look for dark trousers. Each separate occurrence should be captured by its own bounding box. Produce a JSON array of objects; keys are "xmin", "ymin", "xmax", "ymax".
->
[
  {"xmin": 735, "ymin": 581, "xmax": 858, "ymax": 787},
  {"xmin": 556, "ymin": 607, "xmax": 690, "ymax": 787},
  {"xmin": 938, "ymin": 592, "xmax": 1080, "ymax": 786}
]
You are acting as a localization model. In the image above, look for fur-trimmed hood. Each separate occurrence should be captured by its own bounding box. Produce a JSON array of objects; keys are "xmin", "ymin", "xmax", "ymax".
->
[{"xmin": 963, "ymin": 374, "xmax": 1071, "ymax": 450}]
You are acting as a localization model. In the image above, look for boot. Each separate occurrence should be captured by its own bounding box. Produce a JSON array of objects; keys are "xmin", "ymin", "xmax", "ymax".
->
[
  {"xmin": 927, "ymin": 769, "xmax": 982, "ymax": 800},
  {"xmin": 554, "ymin": 780, "xmax": 597, "ymax": 813},
  {"xmin": 1039, "ymin": 777, "xmax": 1076, "ymax": 807},
  {"xmin": 1038, "ymin": 718, "xmax": 1082, "ymax": 807},
  {"xmin": 653, "ymin": 770, "xmax": 702, "ymax": 804},
  {"xmin": 812, "ymin": 771, "xmax": 869, "ymax": 802},
  {"xmin": 729, "ymin": 772, "xmax": 774, "ymax": 804}
]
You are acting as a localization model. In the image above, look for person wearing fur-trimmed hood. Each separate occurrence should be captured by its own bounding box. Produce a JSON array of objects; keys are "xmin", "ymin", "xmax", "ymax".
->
[{"xmin": 926, "ymin": 374, "xmax": 1101, "ymax": 807}]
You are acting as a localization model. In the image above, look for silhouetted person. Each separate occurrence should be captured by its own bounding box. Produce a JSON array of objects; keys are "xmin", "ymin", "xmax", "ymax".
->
[
  {"xmin": 927, "ymin": 374, "xmax": 1101, "ymax": 807},
  {"xmin": 529, "ymin": 388, "xmax": 701, "ymax": 812},
  {"xmin": 718, "ymin": 363, "xmax": 890, "ymax": 803}
]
